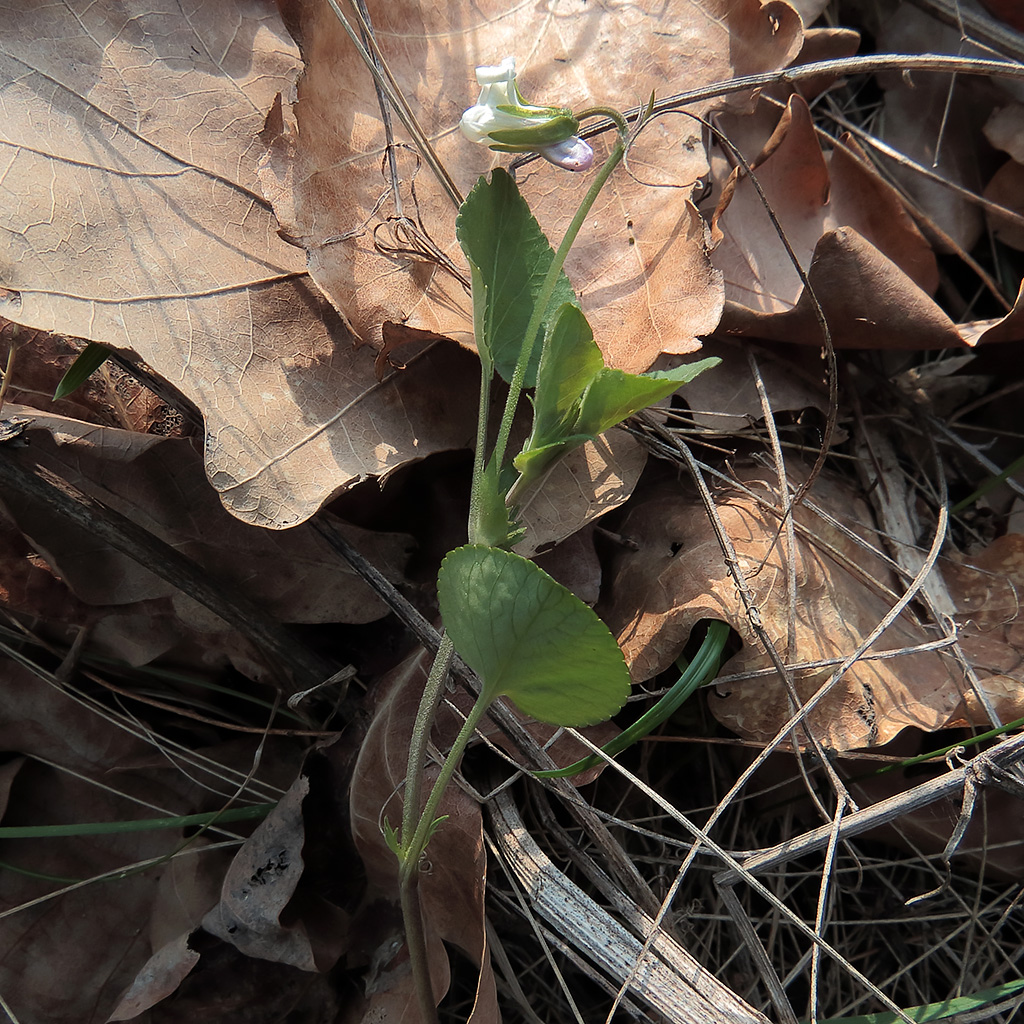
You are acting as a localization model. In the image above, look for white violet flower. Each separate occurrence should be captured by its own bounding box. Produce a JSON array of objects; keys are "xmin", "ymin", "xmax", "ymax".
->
[{"xmin": 460, "ymin": 57, "xmax": 594, "ymax": 172}]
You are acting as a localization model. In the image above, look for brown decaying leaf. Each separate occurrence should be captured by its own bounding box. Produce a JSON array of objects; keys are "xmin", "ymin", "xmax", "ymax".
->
[
  {"xmin": 264, "ymin": 0, "xmax": 803, "ymax": 364},
  {"xmin": 648, "ymin": 337, "xmax": 832, "ymax": 432},
  {"xmin": 940, "ymin": 532, "xmax": 1024, "ymax": 728},
  {"xmin": 0, "ymin": 406, "xmax": 413, "ymax": 628},
  {"xmin": 107, "ymin": 932, "xmax": 203, "ymax": 1022},
  {"xmin": 0, "ymin": 1, "xmax": 489, "ymax": 528},
  {"xmin": 0, "ymin": 0, "xmax": 807, "ymax": 529},
  {"xmin": 202, "ymin": 775, "xmax": 349, "ymax": 973},
  {"xmin": 515, "ymin": 430, "xmax": 647, "ymax": 558},
  {"xmin": 599, "ymin": 465, "xmax": 972, "ymax": 751},
  {"xmin": 980, "ymin": 106, "xmax": 1024, "ymax": 250},
  {"xmin": 713, "ymin": 90, "xmax": 1024, "ymax": 348}
]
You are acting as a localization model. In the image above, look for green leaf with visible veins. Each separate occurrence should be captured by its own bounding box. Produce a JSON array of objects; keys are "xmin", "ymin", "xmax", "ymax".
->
[
  {"xmin": 456, "ymin": 168, "xmax": 577, "ymax": 387},
  {"xmin": 437, "ymin": 545, "xmax": 630, "ymax": 727},
  {"xmin": 528, "ymin": 302, "xmax": 604, "ymax": 449},
  {"xmin": 575, "ymin": 358, "xmax": 721, "ymax": 439}
]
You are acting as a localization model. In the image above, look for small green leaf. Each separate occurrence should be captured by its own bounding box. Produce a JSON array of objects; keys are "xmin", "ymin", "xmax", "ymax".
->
[
  {"xmin": 528, "ymin": 302, "xmax": 604, "ymax": 449},
  {"xmin": 437, "ymin": 545, "xmax": 630, "ymax": 727},
  {"xmin": 576, "ymin": 357, "xmax": 721, "ymax": 438},
  {"xmin": 456, "ymin": 169, "xmax": 577, "ymax": 386},
  {"xmin": 53, "ymin": 342, "xmax": 112, "ymax": 400}
]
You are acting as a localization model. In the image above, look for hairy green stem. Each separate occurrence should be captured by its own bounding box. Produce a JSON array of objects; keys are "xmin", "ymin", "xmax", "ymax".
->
[
  {"xmin": 399, "ymin": 872, "xmax": 440, "ymax": 1024},
  {"xmin": 491, "ymin": 118, "xmax": 628, "ymax": 474},
  {"xmin": 400, "ymin": 632, "xmax": 455, "ymax": 852},
  {"xmin": 400, "ymin": 693, "xmax": 490, "ymax": 886}
]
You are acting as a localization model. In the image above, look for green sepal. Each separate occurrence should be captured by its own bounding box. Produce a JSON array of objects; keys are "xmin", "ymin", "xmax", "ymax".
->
[{"xmin": 488, "ymin": 112, "xmax": 580, "ymax": 149}]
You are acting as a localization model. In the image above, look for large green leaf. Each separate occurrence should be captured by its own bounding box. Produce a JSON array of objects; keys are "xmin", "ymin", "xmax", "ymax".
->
[
  {"xmin": 437, "ymin": 545, "xmax": 630, "ymax": 727},
  {"xmin": 456, "ymin": 168, "xmax": 576, "ymax": 386}
]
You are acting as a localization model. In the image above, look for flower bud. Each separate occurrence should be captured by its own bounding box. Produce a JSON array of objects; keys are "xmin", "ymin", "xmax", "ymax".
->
[{"xmin": 460, "ymin": 57, "xmax": 593, "ymax": 171}]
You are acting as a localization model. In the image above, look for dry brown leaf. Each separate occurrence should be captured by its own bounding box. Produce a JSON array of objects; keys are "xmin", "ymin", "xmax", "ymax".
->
[
  {"xmin": 203, "ymin": 775, "xmax": 349, "ymax": 973},
  {"xmin": 263, "ymin": 0, "xmax": 802, "ymax": 366},
  {"xmin": 108, "ymin": 933, "xmax": 203, "ymax": 1022},
  {"xmin": 940, "ymin": 533, "xmax": 1024, "ymax": 727},
  {"xmin": 599, "ymin": 465, "xmax": 969, "ymax": 750},
  {"xmin": 983, "ymin": 159, "xmax": 1024, "ymax": 251},
  {"xmin": 0, "ymin": 0, "xmax": 806, "ymax": 530},
  {"xmin": 515, "ymin": 430, "xmax": 647, "ymax": 558},
  {"xmin": 0, "ymin": 406, "xmax": 412, "ymax": 627},
  {"xmin": 0, "ymin": 1, "xmax": 488, "ymax": 527},
  {"xmin": 709, "ymin": 92, "xmax": 990, "ymax": 349}
]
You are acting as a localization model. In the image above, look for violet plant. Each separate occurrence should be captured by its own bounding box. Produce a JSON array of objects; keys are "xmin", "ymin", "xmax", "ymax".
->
[{"xmin": 387, "ymin": 58, "xmax": 719, "ymax": 1021}]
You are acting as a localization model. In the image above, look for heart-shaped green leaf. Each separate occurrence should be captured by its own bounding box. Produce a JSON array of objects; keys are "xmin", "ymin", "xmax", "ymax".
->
[{"xmin": 437, "ymin": 545, "xmax": 630, "ymax": 727}]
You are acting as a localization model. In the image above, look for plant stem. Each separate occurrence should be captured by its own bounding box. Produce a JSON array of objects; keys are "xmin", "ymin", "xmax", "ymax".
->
[
  {"xmin": 399, "ymin": 632, "xmax": 455, "ymax": 852},
  {"xmin": 399, "ymin": 871, "xmax": 440, "ymax": 1024},
  {"xmin": 397, "ymin": 689, "xmax": 490, "ymax": 1024},
  {"xmin": 490, "ymin": 120, "xmax": 628, "ymax": 473},
  {"xmin": 400, "ymin": 693, "xmax": 490, "ymax": 885}
]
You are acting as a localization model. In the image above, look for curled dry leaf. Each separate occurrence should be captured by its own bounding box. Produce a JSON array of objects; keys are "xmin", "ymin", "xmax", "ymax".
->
[
  {"xmin": 264, "ymin": 0, "xmax": 803, "ymax": 364},
  {"xmin": 514, "ymin": 430, "xmax": 647, "ymax": 558},
  {"xmin": 940, "ymin": 533, "xmax": 1024, "ymax": 728},
  {"xmin": 0, "ymin": 0, "xmax": 483, "ymax": 527},
  {"xmin": 0, "ymin": 408, "xmax": 412, "ymax": 667},
  {"xmin": 599, "ymin": 465, "xmax": 972, "ymax": 751},
  {"xmin": 713, "ymin": 92, "xmax": 1024, "ymax": 348},
  {"xmin": 981, "ymin": 103, "xmax": 1024, "ymax": 252},
  {"xmin": 203, "ymin": 775, "xmax": 349, "ymax": 973},
  {"xmin": 0, "ymin": 0, "xmax": 805, "ymax": 529},
  {"xmin": 648, "ymin": 337, "xmax": 832, "ymax": 432}
]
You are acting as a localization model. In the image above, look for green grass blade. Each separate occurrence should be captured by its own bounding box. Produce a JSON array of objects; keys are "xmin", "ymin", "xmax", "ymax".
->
[
  {"xmin": 53, "ymin": 342, "xmax": 112, "ymax": 399},
  {"xmin": 0, "ymin": 803, "xmax": 274, "ymax": 839},
  {"xmin": 812, "ymin": 978, "xmax": 1024, "ymax": 1024}
]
